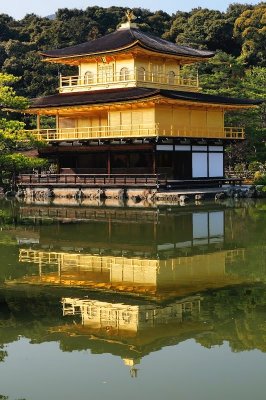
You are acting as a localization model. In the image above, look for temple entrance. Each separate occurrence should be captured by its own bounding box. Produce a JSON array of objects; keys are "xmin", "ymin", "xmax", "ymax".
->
[{"xmin": 173, "ymin": 152, "xmax": 192, "ymax": 179}]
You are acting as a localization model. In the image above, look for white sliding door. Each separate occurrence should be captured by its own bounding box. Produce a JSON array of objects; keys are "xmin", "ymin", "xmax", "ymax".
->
[
  {"xmin": 192, "ymin": 153, "xmax": 208, "ymax": 178},
  {"xmin": 209, "ymin": 153, "xmax": 223, "ymax": 177}
]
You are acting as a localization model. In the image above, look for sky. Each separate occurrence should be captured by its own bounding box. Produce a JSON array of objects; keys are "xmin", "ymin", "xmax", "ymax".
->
[{"xmin": 0, "ymin": 0, "xmax": 262, "ymax": 20}]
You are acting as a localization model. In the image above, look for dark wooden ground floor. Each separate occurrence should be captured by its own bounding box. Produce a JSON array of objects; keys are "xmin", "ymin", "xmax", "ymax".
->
[{"xmin": 39, "ymin": 140, "xmax": 226, "ymax": 181}]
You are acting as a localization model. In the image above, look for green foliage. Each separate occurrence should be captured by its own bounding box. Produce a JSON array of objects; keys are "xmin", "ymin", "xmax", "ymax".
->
[
  {"xmin": 0, "ymin": 3, "xmax": 264, "ymax": 166},
  {"xmin": 200, "ymin": 58, "xmax": 266, "ymax": 164},
  {"xmin": 0, "ymin": 73, "xmax": 46, "ymax": 184},
  {"xmin": 0, "ymin": 153, "xmax": 47, "ymax": 172},
  {"xmin": 254, "ymin": 173, "xmax": 266, "ymax": 185},
  {"xmin": 0, "ymin": 73, "xmax": 28, "ymax": 109},
  {"xmin": 234, "ymin": 4, "xmax": 266, "ymax": 66}
]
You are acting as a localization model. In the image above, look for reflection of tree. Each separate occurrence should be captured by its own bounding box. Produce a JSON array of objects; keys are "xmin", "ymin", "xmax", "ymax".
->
[
  {"xmin": 0, "ymin": 284, "xmax": 266, "ymax": 363},
  {"xmin": 0, "ymin": 396, "xmax": 27, "ymax": 400},
  {"xmin": 0, "ymin": 346, "xmax": 7, "ymax": 362},
  {"xmin": 197, "ymin": 285, "xmax": 266, "ymax": 352}
]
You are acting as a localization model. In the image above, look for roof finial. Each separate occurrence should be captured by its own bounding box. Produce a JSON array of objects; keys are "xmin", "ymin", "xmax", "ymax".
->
[
  {"xmin": 118, "ymin": 9, "xmax": 138, "ymax": 30},
  {"xmin": 125, "ymin": 9, "xmax": 137, "ymax": 23}
]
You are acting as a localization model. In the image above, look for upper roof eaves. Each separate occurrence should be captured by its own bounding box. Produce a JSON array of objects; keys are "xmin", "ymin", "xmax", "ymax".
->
[{"xmin": 41, "ymin": 27, "xmax": 214, "ymax": 59}]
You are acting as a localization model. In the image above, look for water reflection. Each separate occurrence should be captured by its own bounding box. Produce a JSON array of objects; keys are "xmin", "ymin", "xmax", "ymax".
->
[
  {"xmin": 0, "ymin": 199, "xmax": 266, "ymax": 384},
  {"xmin": 0, "ymin": 285, "xmax": 266, "ymax": 374},
  {"xmin": 10, "ymin": 204, "xmax": 265, "ymax": 298}
]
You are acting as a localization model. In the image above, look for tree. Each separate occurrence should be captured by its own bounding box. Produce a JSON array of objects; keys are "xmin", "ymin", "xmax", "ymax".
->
[
  {"xmin": 0, "ymin": 73, "xmax": 47, "ymax": 187},
  {"xmin": 167, "ymin": 8, "xmax": 237, "ymax": 54},
  {"xmin": 200, "ymin": 58, "xmax": 266, "ymax": 164},
  {"xmin": 234, "ymin": 3, "xmax": 266, "ymax": 66}
]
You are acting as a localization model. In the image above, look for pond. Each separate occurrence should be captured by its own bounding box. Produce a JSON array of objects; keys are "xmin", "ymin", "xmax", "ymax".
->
[{"xmin": 0, "ymin": 198, "xmax": 265, "ymax": 400}]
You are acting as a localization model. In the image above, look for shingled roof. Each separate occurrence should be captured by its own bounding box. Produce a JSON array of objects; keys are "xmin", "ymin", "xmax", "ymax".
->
[
  {"xmin": 41, "ymin": 27, "xmax": 214, "ymax": 59},
  {"xmin": 29, "ymin": 87, "xmax": 262, "ymax": 109}
]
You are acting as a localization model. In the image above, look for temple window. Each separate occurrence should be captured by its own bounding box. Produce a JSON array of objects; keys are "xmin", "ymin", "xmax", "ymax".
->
[
  {"xmin": 137, "ymin": 67, "xmax": 146, "ymax": 81},
  {"xmin": 84, "ymin": 71, "xmax": 94, "ymax": 84},
  {"xmin": 151, "ymin": 64, "xmax": 163, "ymax": 82},
  {"xmin": 120, "ymin": 67, "xmax": 130, "ymax": 81},
  {"xmin": 98, "ymin": 64, "xmax": 114, "ymax": 82},
  {"xmin": 168, "ymin": 71, "xmax": 176, "ymax": 85}
]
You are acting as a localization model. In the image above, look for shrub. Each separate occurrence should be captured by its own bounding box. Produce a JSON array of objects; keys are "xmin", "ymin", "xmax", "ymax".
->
[{"xmin": 254, "ymin": 173, "xmax": 266, "ymax": 185}]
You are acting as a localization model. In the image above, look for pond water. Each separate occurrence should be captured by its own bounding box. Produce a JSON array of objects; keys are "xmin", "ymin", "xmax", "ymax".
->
[{"xmin": 0, "ymin": 198, "xmax": 265, "ymax": 400}]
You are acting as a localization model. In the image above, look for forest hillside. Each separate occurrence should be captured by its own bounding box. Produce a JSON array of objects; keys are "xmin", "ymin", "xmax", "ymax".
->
[{"xmin": 0, "ymin": 3, "xmax": 265, "ymax": 166}]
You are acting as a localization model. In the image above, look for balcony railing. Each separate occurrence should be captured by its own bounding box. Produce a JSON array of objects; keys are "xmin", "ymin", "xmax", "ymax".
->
[
  {"xmin": 59, "ymin": 69, "xmax": 199, "ymax": 92},
  {"xmin": 30, "ymin": 124, "xmax": 244, "ymax": 142},
  {"xmin": 17, "ymin": 174, "xmax": 163, "ymax": 188}
]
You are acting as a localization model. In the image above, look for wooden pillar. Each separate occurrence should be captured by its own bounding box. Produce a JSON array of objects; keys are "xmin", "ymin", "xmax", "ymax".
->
[
  {"xmin": 36, "ymin": 114, "xmax": 40, "ymax": 131},
  {"xmin": 56, "ymin": 112, "xmax": 59, "ymax": 130},
  {"xmin": 107, "ymin": 150, "xmax": 111, "ymax": 175},
  {"xmin": 39, "ymin": 259, "xmax": 42, "ymax": 277},
  {"xmin": 152, "ymin": 149, "xmax": 156, "ymax": 175}
]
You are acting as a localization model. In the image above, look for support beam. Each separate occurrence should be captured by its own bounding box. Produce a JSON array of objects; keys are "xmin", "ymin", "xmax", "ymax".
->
[{"xmin": 36, "ymin": 114, "xmax": 40, "ymax": 130}]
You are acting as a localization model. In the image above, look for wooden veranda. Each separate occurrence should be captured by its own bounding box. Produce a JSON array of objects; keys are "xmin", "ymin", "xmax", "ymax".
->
[{"xmin": 16, "ymin": 173, "xmax": 243, "ymax": 189}]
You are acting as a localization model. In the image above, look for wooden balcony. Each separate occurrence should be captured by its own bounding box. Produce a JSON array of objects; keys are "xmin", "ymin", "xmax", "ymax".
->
[
  {"xmin": 30, "ymin": 124, "xmax": 244, "ymax": 142},
  {"xmin": 59, "ymin": 69, "xmax": 199, "ymax": 92}
]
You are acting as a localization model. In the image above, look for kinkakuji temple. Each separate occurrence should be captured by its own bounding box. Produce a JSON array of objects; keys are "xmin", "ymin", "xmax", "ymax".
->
[{"xmin": 21, "ymin": 14, "xmax": 261, "ymax": 189}]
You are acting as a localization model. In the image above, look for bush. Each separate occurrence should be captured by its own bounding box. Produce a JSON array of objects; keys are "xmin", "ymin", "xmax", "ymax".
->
[{"xmin": 254, "ymin": 173, "xmax": 266, "ymax": 185}]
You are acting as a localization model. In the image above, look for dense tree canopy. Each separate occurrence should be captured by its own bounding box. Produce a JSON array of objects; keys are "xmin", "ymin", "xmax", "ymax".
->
[
  {"xmin": 0, "ymin": 3, "xmax": 264, "ymax": 165},
  {"xmin": 0, "ymin": 73, "xmax": 46, "ymax": 185}
]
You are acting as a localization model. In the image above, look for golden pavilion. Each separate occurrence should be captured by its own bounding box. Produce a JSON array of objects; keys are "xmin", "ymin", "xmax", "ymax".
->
[{"xmin": 24, "ymin": 15, "xmax": 260, "ymax": 185}]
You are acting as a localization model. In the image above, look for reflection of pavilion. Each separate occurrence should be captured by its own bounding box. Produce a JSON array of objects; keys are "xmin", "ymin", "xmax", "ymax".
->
[
  {"xmin": 20, "ymin": 208, "xmax": 226, "ymax": 257},
  {"xmin": 60, "ymin": 295, "xmax": 202, "ymax": 375},
  {"xmin": 19, "ymin": 248, "xmax": 245, "ymax": 298},
  {"xmin": 62, "ymin": 296, "xmax": 201, "ymax": 332},
  {"xmin": 15, "ymin": 208, "xmax": 248, "ymax": 298}
]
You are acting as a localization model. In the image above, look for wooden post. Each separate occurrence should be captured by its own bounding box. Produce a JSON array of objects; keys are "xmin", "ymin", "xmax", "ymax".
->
[
  {"xmin": 152, "ymin": 149, "xmax": 156, "ymax": 175},
  {"xmin": 107, "ymin": 150, "xmax": 111, "ymax": 175},
  {"xmin": 36, "ymin": 114, "xmax": 40, "ymax": 131},
  {"xmin": 56, "ymin": 113, "xmax": 59, "ymax": 130}
]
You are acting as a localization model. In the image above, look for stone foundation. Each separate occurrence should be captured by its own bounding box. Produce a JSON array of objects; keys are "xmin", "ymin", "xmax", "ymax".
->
[
  {"xmin": 104, "ymin": 188, "xmax": 124, "ymax": 199},
  {"xmin": 52, "ymin": 188, "xmax": 78, "ymax": 198},
  {"xmin": 126, "ymin": 188, "xmax": 157, "ymax": 201},
  {"xmin": 22, "ymin": 187, "xmax": 53, "ymax": 200},
  {"xmin": 80, "ymin": 188, "xmax": 103, "ymax": 199}
]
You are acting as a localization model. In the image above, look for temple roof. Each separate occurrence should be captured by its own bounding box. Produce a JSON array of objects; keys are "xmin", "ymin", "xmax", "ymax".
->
[
  {"xmin": 29, "ymin": 87, "xmax": 262, "ymax": 109},
  {"xmin": 41, "ymin": 27, "xmax": 214, "ymax": 60}
]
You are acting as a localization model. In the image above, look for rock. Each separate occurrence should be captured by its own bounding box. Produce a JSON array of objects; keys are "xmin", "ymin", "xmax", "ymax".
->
[
  {"xmin": 245, "ymin": 187, "xmax": 257, "ymax": 198},
  {"xmin": 215, "ymin": 192, "xmax": 226, "ymax": 200},
  {"xmin": 5, "ymin": 190, "xmax": 16, "ymax": 198},
  {"xmin": 179, "ymin": 195, "xmax": 189, "ymax": 203},
  {"xmin": 226, "ymin": 187, "xmax": 235, "ymax": 198},
  {"xmin": 195, "ymin": 194, "xmax": 204, "ymax": 201},
  {"xmin": 195, "ymin": 200, "xmax": 202, "ymax": 206},
  {"xmin": 16, "ymin": 188, "xmax": 25, "ymax": 198}
]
